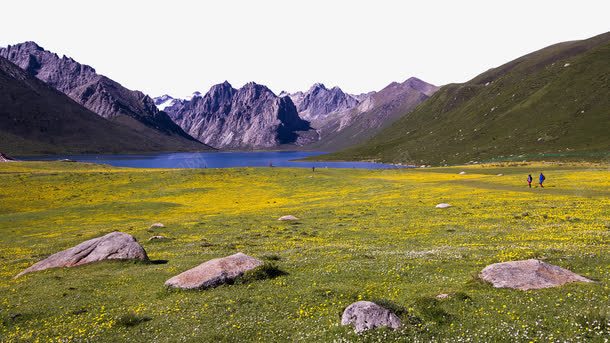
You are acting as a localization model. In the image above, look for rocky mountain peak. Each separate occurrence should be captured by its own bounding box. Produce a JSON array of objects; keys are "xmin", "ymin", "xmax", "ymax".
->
[
  {"xmin": 290, "ymin": 83, "xmax": 360, "ymax": 121},
  {"xmin": 15, "ymin": 41, "xmax": 43, "ymax": 52},
  {"xmin": 0, "ymin": 41, "xmax": 200, "ymax": 143},
  {"xmin": 164, "ymin": 82, "xmax": 313, "ymax": 149},
  {"xmin": 208, "ymin": 81, "xmax": 235, "ymax": 95},
  {"xmin": 402, "ymin": 76, "xmax": 439, "ymax": 96},
  {"xmin": 0, "ymin": 55, "xmax": 206, "ymax": 154},
  {"xmin": 240, "ymin": 81, "xmax": 275, "ymax": 96},
  {"xmin": 155, "ymin": 94, "xmax": 174, "ymax": 104},
  {"xmin": 153, "ymin": 94, "xmax": 178, "ymax": 110},
  {"xmin": 309, "ymin": 83, "xmax": 327, "ymax": 92}
]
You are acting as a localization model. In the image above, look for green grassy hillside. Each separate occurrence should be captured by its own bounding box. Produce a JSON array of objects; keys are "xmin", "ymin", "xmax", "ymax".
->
[{"xmin": 320, "ymin": 32, "xmax": 610, "ymax": 165}]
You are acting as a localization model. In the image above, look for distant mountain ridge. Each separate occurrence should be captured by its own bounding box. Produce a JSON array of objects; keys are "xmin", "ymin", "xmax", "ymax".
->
[
  {"xmin": 0, "ymin": 56, "xmax": 198, "ymax": 155},
  {"xmin": 283, "ymin": 83, "xmax": 360, "ymax": 121},
  {"xmin": 293, "ymin": 77, "xmax": 439, "ymax": 150},
  {"xmin": 161, "ymin": 77, "xmax": 437, "ymax": 150},
  {"xmin": 164, "ymin": 81, "xmax": 314, "ymax": 149},
  {"xmin": 0, "ymin": 41, "xmax": 208, "ymax": 150},
  {"xmin": 154, "ymin": 94, "xmax": 177, "ymax": 110}
]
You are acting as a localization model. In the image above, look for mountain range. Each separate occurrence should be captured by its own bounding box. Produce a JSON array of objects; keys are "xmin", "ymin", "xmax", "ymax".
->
[
  {"xmin": 300, "ymin": 77, "xmax": 438, "ymax": 150},
  {"xmin": 0, "ymin": 56, "xmax": 197, "ymax": 154},
  {"xmin": 283, "ymin": 83, "xmax": 360, "ymax": 122},
  {"xmin": 321, "ymin": 31, "xmax": 610, "ymax": 164},
  {"xmin": 163, "ymin": 82, "xmax": 313, "ymax": 149},
  {"xmin": 1, "ymin": 31, "xmax": 608, "ymax": 161},
  {"xmin": 158, "ymin": 77, "xmax": 437, "ymax": 150},
  {"xmin": 3, "ymin": 39, "xmax": 431, "ymax": 154},
  {"xmin": 0, "ymin": 42, "xmax": 209, "ymax": 154}
]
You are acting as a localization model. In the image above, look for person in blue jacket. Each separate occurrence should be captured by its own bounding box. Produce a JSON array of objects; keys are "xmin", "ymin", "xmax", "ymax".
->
[{"xmin": 539, "ymin": 173, "xmax": 546, "ymax": 188}]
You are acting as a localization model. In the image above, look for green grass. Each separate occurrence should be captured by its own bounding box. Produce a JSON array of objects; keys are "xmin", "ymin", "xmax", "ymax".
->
[
  {"xmin": 0, "ymin": 161, "xmax": 608, "ymax": 341},
  {"xmin": 320, "ymin": 32, "xmax": 610, "ymax": 165}
]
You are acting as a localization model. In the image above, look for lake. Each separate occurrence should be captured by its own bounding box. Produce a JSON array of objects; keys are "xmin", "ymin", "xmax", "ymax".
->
[{"xmin": 18, "ymin": 151, "xmax": 403, "ymax": 169}]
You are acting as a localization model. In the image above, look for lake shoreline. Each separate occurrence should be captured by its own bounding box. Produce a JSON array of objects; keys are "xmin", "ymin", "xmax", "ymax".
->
[{"xmin": 15, "ymin": 151, "xmax": 405, "ymax": 170}]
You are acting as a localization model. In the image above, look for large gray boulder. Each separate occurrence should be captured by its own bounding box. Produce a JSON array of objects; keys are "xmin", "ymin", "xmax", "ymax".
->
[
  {"xmin": 16, "ymin": 232, "xmax": 148, "ymax": 277},
  {"xmin": 341, "ymin": 301, "xmax": 402, "ymax": 333},
  {"xmin": 480, "ymin": 259, "xmax": 592, "ymax": 290},
  {"xmin": 165, "ymin": 252, "xmax": 263, "ymax": 290}
]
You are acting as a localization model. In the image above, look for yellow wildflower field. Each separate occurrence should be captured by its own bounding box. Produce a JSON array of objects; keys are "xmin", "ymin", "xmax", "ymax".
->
[{"xmin": 0, "ymin": 161, "xmax": 608, "ymax": 342}]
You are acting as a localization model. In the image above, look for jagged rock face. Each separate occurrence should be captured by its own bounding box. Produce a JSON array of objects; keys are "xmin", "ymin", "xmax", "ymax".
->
[
  {"xmin": 287, "ymin": 83, "xmax": 360, "ymax": 121},
  {"xmin": 154, "ymin": 94, "xmax": 176, "ymax": 110},
  {"xmin": 350, "ymin": 91, "xmax": 376, "ymax": 102},
  {"xmin": 0, "ymin": 42, "xmax": 197, "ymax": 141},
  {"xmin": 165, "ymin": 82, "xmax": 313, "ymax": 149}
]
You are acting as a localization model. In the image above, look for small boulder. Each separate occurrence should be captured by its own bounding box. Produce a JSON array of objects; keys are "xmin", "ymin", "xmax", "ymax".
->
[
  {"xmin": 165, "ymin": 252, "xmax": 263, "ymax": 290},
  {"xmin": 459, "ymin": 171, "xmax": 466, "ymax": 175},
  {"xmin": 436, "ymin": 293, "xmax": 450, "ymax": 299},
  {"xmin": 341, "ymin": 301, "xmax": 402, "ymax": 333},
  {"xmin": 148, "ymin": 235, "xmax": 169, "ymax": 241},
  {"xmin": 149, "ymin": 223, "xmax": 165, "ymax": 229},
  {"xmin": 278, "ymin": 215, "xmax": 299, "ymax": 221},
  {"xmin": 480, "ymin": 259, "xmax": 592, "ymax": 290},
  {"xmin": 16, "ymin": 232, "xmax": 148, "ymax": 277},
  {"xmin": 497, "ymin": 173, "xmax": 503, "ymax": 176},
  {"xmin": 435, "ymin": 203, "xmax": 452, "ymax": 209}
]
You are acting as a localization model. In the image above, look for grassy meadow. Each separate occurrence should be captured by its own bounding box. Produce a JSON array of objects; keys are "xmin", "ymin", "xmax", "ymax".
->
[{"xmin": 0, "ymin": 162, "xmax": 608, "ymax": 342}]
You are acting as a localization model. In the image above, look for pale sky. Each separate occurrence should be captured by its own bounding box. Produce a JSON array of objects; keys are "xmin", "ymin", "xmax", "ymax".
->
[{"xmin": 1, "ymin": 0, "xmax": 608, "ymax": 98}]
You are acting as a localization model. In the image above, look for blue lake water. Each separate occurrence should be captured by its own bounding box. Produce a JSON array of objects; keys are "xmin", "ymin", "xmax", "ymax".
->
[{"xmin": 19, "ymin": 151, "xmax": 403, "ymax": 169}]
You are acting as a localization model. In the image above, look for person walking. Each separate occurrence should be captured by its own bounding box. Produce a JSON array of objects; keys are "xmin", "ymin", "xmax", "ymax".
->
[
  {"xmin": 527, "ymin": 174, "xmax": 533, "ymax": 188},
  {"xmin": 539, "ymin": 172, "xmax": 546, "ymax": 188}
]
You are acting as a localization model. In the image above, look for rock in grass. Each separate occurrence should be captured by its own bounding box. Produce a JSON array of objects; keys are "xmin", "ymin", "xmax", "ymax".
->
[
  {"xmin": 480, "ymin": 259, "xmax": 592, "ymax": 290},
  {"xmin": 148, "ymin": 235, "xmax": 169, "ymax": 241},
  {"xmin": 341, "ymin": 301, "xmax": 401, "ymax": 333},
  {"xmin": 278, "ymin": 215, "xmax": 299, "ymax": 221},
  {"xmin": 497, "ymin": 173, "xmax": 504, "ymax": 176},
  {"xmin": 165, "ymin": 252, "xmax": 263, "ymax": 290},
  {"xmin": 436, "ymin": 293, "xmax": 450, "ymax": 299},
  {"xmin": 149, "ymin": 223, "xmax": 165, "ymax": 229},
  {"xmin": 16, "ymin": 232, "xmax": 148, "ymax": 277},
  {"xmin": 435, "ymin": 203, "xmax": 452, "ymax": 209},
  {"xmin": 459, "ymin": 171, "xmax": 466, "ymax": 175},
  {"xmin": 0, "ymin": 152, "xmax": 15, "ymax": 162}
]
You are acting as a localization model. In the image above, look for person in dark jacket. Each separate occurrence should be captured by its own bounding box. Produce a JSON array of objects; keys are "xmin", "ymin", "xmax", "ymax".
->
[
  {"xmin": 539, "ymin": 173, "xmax": 546, "ymax": 188},
  {"xmin": 527, "ymin": 174, "xmax": 533, "ymax": 188}
]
